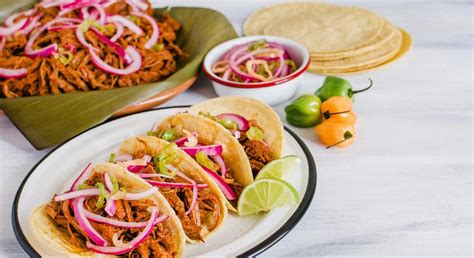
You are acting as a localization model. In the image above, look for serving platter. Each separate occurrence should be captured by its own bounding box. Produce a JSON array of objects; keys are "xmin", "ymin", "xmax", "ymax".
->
[{"xmin": 12, "ymin": 106, "xmax": 317, "ymax": 257}]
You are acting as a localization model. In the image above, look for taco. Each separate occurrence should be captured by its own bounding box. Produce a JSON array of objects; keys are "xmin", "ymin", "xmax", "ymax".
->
[
  {"xmin": 150, "ymin": 112, "xmax": 253, "ymax": 212},
  {"xmin": 31, "ymin": 162, "xmax": 185, "ymax": 257},
  {"xmin": 189, "ymin": 96, "xmax": 284, "ymax": 170},
  {"xmin": 115, "ymin": 136, "xmax": 228, "ymax": 243}
]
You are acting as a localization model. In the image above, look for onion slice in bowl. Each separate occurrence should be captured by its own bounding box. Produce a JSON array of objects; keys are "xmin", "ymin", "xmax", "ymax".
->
[{"xmin": 86, "ymin": 207, "xmax": 160, "ymax": 255}]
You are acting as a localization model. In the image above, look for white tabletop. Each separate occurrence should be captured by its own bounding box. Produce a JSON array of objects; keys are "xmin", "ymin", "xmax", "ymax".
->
[{"xmin": 0, "ymin": 0, "xmax": 472, "ymax": 256}]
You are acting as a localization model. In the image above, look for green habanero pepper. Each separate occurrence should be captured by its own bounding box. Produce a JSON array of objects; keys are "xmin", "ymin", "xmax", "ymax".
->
[
  {"xmin": 284, "ymin": 95, "xmax": 322, "ymax": 128},
  {"xmin": 315, "ymin": 76, "xmax": 373, "ymax": 102}
]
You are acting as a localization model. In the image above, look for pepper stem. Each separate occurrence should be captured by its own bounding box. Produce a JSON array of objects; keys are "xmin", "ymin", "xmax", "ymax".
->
[
  {"xmin": 323, "ymin": 110, "xmax": 350, "ymax": 120},
  {"xmin": 351, "ymin": 78, "xmax": 373, "ymax": 95},
  {"xmin": 326, "ymin": 131, "xmax": 353, "ymax": 149}
]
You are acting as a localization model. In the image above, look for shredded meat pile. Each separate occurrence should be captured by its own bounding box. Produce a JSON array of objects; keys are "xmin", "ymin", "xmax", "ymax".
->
[
  {"xmin": 1, "ymin": 1, "xmax": 184, "ymax": 98},
  {"xmin": 44, "ymin": 173, "xmax": 177, "ymax": 257},
  {"xmin": 238, "ymin": 120, "xmax": 273, "ymax": 177}
]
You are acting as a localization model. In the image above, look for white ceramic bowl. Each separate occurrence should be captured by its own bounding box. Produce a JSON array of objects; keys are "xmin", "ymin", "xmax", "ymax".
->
[{"xmin": 203, "ymin": 35, "xmax": 310, "ymax": 106}]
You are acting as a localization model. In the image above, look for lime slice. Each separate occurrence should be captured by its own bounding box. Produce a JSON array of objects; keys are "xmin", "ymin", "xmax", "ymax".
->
[
  {"xmin": 255, "ymin": 155, "xmax": 302, "ymax": 180},
  {"xmin": 238, "ymin": 178, "xmax": 299, "ymax": 216}
]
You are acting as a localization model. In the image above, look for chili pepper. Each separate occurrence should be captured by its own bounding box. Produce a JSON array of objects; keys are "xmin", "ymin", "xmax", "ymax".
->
[
  {"xmin": 284, "ymin": 95, "xmax": 322, "ymax": 128},
  {"xmin": 315, "ymin": 120, "xmax": 355, "ymax": 148},
  {"xmin": 315, "ymin": 76, "xmax": 373, "ymax": 102},
  {"xmin": 320, "ymin": 96, "xmax": 357, "ymax": 124}
]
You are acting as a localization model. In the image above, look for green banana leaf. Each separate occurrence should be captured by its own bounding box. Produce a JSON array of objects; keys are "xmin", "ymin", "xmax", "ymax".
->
[{"xmin": 0, "ymin": 3, "xmax": 237, "ymax": 149}]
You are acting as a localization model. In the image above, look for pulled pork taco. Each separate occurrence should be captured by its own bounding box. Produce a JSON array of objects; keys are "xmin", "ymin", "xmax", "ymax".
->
[
  {"xmin": 31, "ymin": 162, "xmax": 185, "ymax": 257},
  {"xmin": 150, "ymin": 112, "xmax": 255, "ymax": 212},
  {"xmin": 115, "ymin": 136, "xmax": 228, "ymax": 243},
  {"xmin": 189, "ymin": 96, "xmax": 284, "ymax": 175}
]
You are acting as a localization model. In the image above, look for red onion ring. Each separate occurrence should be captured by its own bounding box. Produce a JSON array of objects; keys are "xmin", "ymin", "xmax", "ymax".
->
[
  {"xmin": 91, "ymin": 28, "xmax": 132, "ymax": 64},
  {"xmin": 110, "ymin": 22, "xmax": 124, "ymax": 42},
  {"xmin": 109, "ymin": 186, "xmax": 158, "ymax": 201},
  {"xmin": 201, "ymin": 166, "xmax": 236, "ymax": 200},
  {"xmin": 145, "ymin": 179, "xmax": 208, "ymax": 189},
  {"xmin": 216, "ymin": 113, "xmax": 249, "ymax": 131},
  {"xmin": 70, "ymin": 162, "xmax": 93, "ymax": 191},
  {"xmin": 4, "ymin": 9, "xmax": 34, "ymax": 27},
  {"xmin": 0, "ymin": 67, "xmax": 27, "ymax": 79},
  {"xmin": 107, "ymin": 15, "xmax": 143, "ymax": 35},
  {"xmin": 180, "ymin": 144, "xmax": 223, "ymax": 156},
  {"xmin": 88, "ymin": 45, "xmax": 141, "ymax": 75},
  {"xmin": 130, "ymin": 11, "xmax": 159, "ymax": 49},
  {"xmin": 175, "ymin": 170, "xmax": 198, "ymax": 215},
  {"xmin": 86, "ymin": 207, "xmax": 160, "ymax": 255},
  {"xmin": 0, "ymin": 18, "xmax": 28, "ymax": 36},
  {"xmin": 73, "ymin": 197, "xmax": 108, "ymax": 246},
  {"xmin": 85, "ymin": 209, "xmax": 168, "ymax": 228},
  {"xmin": 104, "ymin": 173, "xmax": 117, "ymax": 216},
  {"xmin": 210, "ymin": 155, "xmax": 227, "ymax": 178},
  {"xmin": 54, "ymin": 188, "xmax": 100, "ymax": 202}
]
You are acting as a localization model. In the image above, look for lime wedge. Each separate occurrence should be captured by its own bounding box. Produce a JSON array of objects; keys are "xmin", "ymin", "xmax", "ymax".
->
[
  {"xmin": 238, "ymin": 178, "xmax": 299, "ymax": 216},
  {"xmin": 255, "ymin": 155, "xmax": 302, "ymax": 180}
]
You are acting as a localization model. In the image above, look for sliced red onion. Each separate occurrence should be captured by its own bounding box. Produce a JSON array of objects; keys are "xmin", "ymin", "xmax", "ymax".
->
[
  {"xmin": 40, "ymin": 0, "xmax": 74, "ymax": 8},
  {"xmin": 110, "ymin": 22, "xmax": 124, "ymax": 42},
  {"xmin": 0, "ymin": 18, "xmax": 28, "ymax": 36},
  {"xmin": 104, "ymin": 172, "xmax": 116, "ymax": 216},
  {"xmin": 71, "ymin": 163, "xmax": 93, "ymax": 191},
  {"xmin": 145, "ymin": 179, "xmax": 208, "ymax": 189},
  {"xmin": 102, "ymin": 0, "xmax": 117, "ymax": 8},
  {"xmin": 88, "ymin": 45, "xmax": 142, "ymax": 75},
  {"xmin": 202, "ymin": 166, "xmax": 236, "ymax": 200},
  {"xmin": 230, "ymin": 130, "xmax": 241, "ymax": 140},
  {"xmin": 175, "ymin": 171, "xmax": 198, "ymax": 215},
  {"xmin": 75, "ymin": 25, "xmax": 98, "ymax": 52},
  {"xmin": 137, "ymin": 173, "xmax": 175, "ymax": 179},
  {"xmin": 63, "ymin": 43, "xmax": 77, "ymax": 53},
  {"xmin": 85, "ymin": 209, "xmax": 168, "ymax": 228},
  {"xmin": 210, "ymin": 155, "xmax": 227, "ymax": 178},
  {"xmin": 26, "ymin": 18, "xmax": 80, "ymax": 58},
  {"xmin": 62, "ymin": 0, "xmax": 101, "ymax": 9},
  {"xmin": 127, "ymin": 165, "xmax": 145, "ymax": 173},
  {"xmin": 90, "ymin": 3, "xmax": 106, "ymax": 25},
  {"xmin": 86, "ymin": 207, "xmax": 159, "ymax": 255},
  {"xmin": 4, "ymin": 9, "xmax": 34, "ymax": 27},
  {"xmin": 107, "ymin": 15, "xmax": 143, "ymax": 35},
  {"xmin": 174, "ymin": 132, "xmax": 198, "ymax": 147},
  {"xmin": 91, "ymin": 28, "xmax": 132, "ymax": 64},
  {"xmin": 22, "ymin": 16, "xmax": 41, "ymax": 35},
  {"xmin": 74, "ymin": 197, "xmax": 108, "ymax": 246},
  {"xmin": 0, "ymin": 67, "xmax": 27, "ymax": 79},
  {"xmin": 180, "ymin": 144, "xmax": 223, "ymax": 156},
  {"xmin": 110, "ymin": 187, "xmax": 158, "ymax": 201},
  {"xmin": 131, "ymin": 11, "xmax": 159, "ymax": 49},
  {"xmin": 54, "ymin": 188, "xmax": 100, "ymax": 201},
  {"xmin": 126, "ymin": 0, "xmax": 148, "ymax": 11},
  {"xmin": 143, "ymin": 155, "xmax": 152, "ymax": 163},
  {"xmin": 216, "ymin": 113, "xmax": 249, "ymax": 131},
  {"xmin": 115, "ymin": 154, "xmax": 133, "ymax": 162},
  {"xmin": 49, "ymin": 24, "xmax": 78, "ymax": 31}
]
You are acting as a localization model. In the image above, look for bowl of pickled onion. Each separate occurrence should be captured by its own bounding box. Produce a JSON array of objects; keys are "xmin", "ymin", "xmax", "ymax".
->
[{"xmin": 203, "ymin": 36, "xmax": 310, "ymax": 105}]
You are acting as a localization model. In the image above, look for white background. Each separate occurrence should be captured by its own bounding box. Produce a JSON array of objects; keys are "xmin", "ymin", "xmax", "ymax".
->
[{"xmin": 0, "ymin": 0, "xmax": 472, "ymax": 256}]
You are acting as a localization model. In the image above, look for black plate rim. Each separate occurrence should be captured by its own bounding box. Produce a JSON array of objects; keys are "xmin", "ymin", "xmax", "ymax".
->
[{"xmin": 11, "ymin": 105, "xmax": 317, "ymax": 257}]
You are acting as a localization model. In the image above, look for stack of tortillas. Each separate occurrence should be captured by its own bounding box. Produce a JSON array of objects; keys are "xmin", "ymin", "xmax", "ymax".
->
[{"xmin": 243, "ymin": 2, "xmax": 412, "ymax": 75}]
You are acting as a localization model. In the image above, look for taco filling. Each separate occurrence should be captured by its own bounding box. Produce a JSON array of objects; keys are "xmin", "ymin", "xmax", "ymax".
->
[
  {"xmin": 199, "ymin": 112, "xmax": 274, "ymax": 177},
  {"xmin": 44, "ymin": 164, "xmax": 178, "ymax": 257},
  {"xmin": 149, "ymin": 129, "xmax": 243, "ymax": 207},
  {"xmin": 113, "ymin": 142, "xmax": 223, "ymax": 241}
]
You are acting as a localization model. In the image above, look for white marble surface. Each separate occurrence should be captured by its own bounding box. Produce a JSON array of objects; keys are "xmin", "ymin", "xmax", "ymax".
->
[{"xmin": 0, "ymin": 0, "xmax": 473, "ymax": 257}]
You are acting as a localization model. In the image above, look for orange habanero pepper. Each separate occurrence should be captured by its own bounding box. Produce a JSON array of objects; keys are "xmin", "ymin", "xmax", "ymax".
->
[
  {"xmin": 315, "ymin": 120, "xmax": 355, "ymax": 148},
  {"xmin": 320, "ymin": 96, "xmax": 357, "ymax": 125}
]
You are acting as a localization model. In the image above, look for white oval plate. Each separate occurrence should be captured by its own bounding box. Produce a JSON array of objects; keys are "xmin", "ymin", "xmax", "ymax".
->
[{"xmin": 12, "ymin": 106, "xmax": 317, "ymax": 257}]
